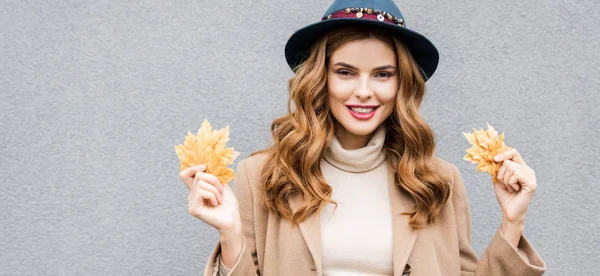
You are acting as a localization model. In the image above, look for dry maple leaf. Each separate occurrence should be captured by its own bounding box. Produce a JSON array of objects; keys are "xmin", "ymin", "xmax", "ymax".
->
[
  {"xmin": 175, "ymin": 119, "xmax": 240, "ymax": 185},
  {"xmin": 462, "ymin": 123, "xmax": 511, "ymax": 184}
]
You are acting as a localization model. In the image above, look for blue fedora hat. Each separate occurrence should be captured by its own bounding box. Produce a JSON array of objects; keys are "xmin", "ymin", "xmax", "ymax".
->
[{"xmin": 284, "ymin": 0, "xmax": 439, "ymax": 81}]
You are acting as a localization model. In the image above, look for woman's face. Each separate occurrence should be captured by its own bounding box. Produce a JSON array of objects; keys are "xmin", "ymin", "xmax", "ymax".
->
[{"xmin": 327, "ymin": 37, "xmax": 398, "ymax": 148}]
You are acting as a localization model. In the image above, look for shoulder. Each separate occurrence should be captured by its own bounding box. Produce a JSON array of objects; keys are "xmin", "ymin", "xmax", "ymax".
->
[
  {"xmin": 231, "ymin": 152, "xmax": 270, "ymax": 196},
  {"xmin": 431, "ymin": 156, "xmax": 471, "ymax": 207},
  {"xmin": 236, "ymin": 152, "xmax": 269, "ymax": 181},
  {"xmin": 431, "ymin": 155, "xmax": 458, "ymax": 181},
  {"xmin": 431, "ymin": 155, "xmax": 465, "ymax": 198}
]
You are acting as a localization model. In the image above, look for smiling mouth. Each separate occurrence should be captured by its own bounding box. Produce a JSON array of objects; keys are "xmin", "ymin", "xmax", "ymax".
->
[{"xmin": 346, "ymin": 106, "xmax": 379, "ymax": 114}]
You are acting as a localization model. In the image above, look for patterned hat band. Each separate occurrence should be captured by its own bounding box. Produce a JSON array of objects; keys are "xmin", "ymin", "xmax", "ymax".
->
[{"xmin": 322, "ymin": 7, "xmax": 406, "ymax": 27}]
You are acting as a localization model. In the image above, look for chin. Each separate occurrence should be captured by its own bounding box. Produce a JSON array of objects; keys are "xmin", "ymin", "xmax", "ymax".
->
[{"xmin": 339, "ymin": 119, "xmax": 380, "ymax": 136}]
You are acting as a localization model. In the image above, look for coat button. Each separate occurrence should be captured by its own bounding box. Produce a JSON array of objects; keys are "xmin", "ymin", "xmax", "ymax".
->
[{"xmin": 402, "ymin": 263, "xmax": 412, "ymax": 276}]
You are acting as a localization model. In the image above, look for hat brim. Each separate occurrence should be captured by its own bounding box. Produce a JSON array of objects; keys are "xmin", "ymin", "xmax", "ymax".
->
[{"xmin": 284, "ymin": 18, "xmax": 439, "ymax": 81}]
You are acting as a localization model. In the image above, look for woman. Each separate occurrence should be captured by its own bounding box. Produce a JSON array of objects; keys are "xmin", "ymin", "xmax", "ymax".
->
[{"xmin": 180, "ymin": 0, "xmax": 547, "ymax": 275}]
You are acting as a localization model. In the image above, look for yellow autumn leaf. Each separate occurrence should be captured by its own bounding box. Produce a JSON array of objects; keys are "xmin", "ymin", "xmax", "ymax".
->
[
  {"xmin": 175, "ymin": 119, "xmax": 240, "ymax": 185},
  {"xmin": 462, "ymin": 123, "xmax": 511, "ymax": 184}
]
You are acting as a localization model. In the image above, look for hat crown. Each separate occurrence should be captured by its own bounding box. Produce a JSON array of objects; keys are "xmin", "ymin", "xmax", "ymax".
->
[
  {"xmin": 324, "ymin": 0, "xmax": 405, "ymax": 22},
  {"xmin": 285, "ymin": 0, "xmax": 439, "ymax": 80}
]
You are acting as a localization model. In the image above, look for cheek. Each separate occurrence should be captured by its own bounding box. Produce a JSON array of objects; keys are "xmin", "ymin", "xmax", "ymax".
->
[
  {"xmin": 328, "ymin": 75, "xmax": 352, "ymax": 96},
  {"xmin": 377, "ymin": 84, "xmax": 398, "ymax": 114},
  {"xmin": 327, "ymin": 88, "xmax": 345, "ymax": 117},
  {"xmin": 327, "ymin": 80, "xmax": 350, "ymax": 121},
  {"xmin": 327, "ymin": 75, "xmax": 352, "ymax": 103},
  {"xmin": 380, "ymin": 89, "xmax": 397, "ymax": 102}
]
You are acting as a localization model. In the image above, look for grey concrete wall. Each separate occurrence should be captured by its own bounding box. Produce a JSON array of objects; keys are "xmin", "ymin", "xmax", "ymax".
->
[{"xmin": 1, "ymin": 0, "xmax": 598, "ymax": 275}]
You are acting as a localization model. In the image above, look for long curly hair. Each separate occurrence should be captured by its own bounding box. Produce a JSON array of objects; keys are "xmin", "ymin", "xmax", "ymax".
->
[{"xmin": 251, "ymin": 25, "xmax": 451, "ymax": 229}]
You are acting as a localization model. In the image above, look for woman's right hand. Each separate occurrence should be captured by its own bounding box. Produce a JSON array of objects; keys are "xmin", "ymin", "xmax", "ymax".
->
[{"xmin": 179, "ymin": 164, "xmax": 241, "ymax": 234}]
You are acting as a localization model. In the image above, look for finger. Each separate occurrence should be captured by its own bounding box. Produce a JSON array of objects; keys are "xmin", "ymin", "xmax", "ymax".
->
[
  {"xmin": 501, "ymin": 167, "xmax": 514, "ymax": 193},
  {"xmin": 179, "ymin": 164, "xmax": 207, "ymax": 189},
  {"xmin": 495, "ymin": 178, "xmax": 512, "ymax": 193},
  {"xmin": 198, "ymin": 180, "xmax": 222, "ymax": 204},
  {"xmin": 508, "ymin": 174, "xmax": 520, "ymax": 192},
  {"xmin": 503, "ymin": 178, "xmax": 514, "ymax": 193},
  {"xmin": 195, "ymin": 171, "xmax": 224, "ymax": 192},
  {"xmin": 494, "ymin": 180, "xmax": 510, "ymax": 193},
  {"xmin": 500, "ymin": 159, "xmax": 517, "ymax": 184},
  {"xmin": 197, "ymin": 189, "xmax": 219, "ymax": 207},
  {"xmin": 497, "ymin": 162, "xmax": 507, "ymax": 182},
  {"xmin": 493, "ymin": 148, "xmax": 525, "ymax": 165},
  {"xmin": 503, "ymin": 165, "xmax": 513, "ymax": 188},
  {"xmin": 180, "ymin": 164, "xmax": 207, "ymax": 180},
  {"xmin": 188, "ymin": 187, "xmax": 203, "ymax": 217}
]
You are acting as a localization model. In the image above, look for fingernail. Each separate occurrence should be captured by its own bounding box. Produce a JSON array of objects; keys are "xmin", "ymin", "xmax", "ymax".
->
[{"xmin": 493, "ymin": 155, "xmax": 500, "ymax": 161}]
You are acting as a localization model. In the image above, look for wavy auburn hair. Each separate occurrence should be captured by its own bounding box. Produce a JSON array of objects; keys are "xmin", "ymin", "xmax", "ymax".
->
[{"xmin": 251, "ymin": 25, "xmax": 451, "ymax": 229}]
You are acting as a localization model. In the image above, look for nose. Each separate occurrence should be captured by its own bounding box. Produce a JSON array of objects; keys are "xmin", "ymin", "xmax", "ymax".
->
[{"xmin": 353, "ymin": 75, "xmax": 373, "ymax": 99}]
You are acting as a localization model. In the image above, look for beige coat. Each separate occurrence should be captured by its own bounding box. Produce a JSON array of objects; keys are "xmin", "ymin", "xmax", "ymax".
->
[{"xmin": 203, "ymin": 153, "xmax": 546, "ymax": 275}]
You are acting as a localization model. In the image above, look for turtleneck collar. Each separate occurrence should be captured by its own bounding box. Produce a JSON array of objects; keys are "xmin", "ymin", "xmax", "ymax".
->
[{"xmin": 323, "ymin": 124, "xmax": 387, "ymax": 173}]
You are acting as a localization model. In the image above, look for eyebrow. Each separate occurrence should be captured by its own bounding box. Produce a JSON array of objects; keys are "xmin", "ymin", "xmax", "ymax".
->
[{"xmin": 332, "ymin": 62, "xmax": 396, "ymax": 71}]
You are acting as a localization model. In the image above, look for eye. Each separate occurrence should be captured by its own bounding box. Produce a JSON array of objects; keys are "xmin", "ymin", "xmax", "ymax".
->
[
  {"xmin": 375, "ymin": 71, "xmax": 393, "ymax": 78},
  {"xmin": 336, "ymin": 70, "xmax": 354, "ymax": 76}
]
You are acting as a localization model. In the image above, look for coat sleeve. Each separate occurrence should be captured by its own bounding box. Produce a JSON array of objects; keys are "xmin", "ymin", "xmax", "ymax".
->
[
  {"xmin": 450, "ymin": 163, "xmax": 547, "ymax": 276},
  {"xmin": 203, "ymin": 158, "xmax": 261, "ymax": 276}
]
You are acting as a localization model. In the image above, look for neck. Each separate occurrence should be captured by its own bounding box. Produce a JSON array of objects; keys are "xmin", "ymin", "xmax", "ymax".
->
[
  {"xmin": 334, "ymin": 122, "xmax": 376, "ymax": 150},
  {"xmin": 323, "ymin": 123, "xmax": 388, "ymax": 173}
]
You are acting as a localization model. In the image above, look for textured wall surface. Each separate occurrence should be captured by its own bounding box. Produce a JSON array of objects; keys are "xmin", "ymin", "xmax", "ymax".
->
[{"xmin": 1, "ymin": 0, "xmax": 599, "ymax": 275}]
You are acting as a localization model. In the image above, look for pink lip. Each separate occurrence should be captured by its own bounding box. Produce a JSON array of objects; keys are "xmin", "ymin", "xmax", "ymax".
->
[
  {"xmin": 346, "ymin": 104, "xmax": 379, "ymax": 108},
  {"xmin": 347, "ymin": 106, "xmax": 377, "ymax": 120}
]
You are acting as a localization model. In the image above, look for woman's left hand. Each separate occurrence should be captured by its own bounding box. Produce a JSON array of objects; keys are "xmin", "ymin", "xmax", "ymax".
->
[{"xmin": 492, "ymin": 148, "xmax": 537, "ymax": 225}]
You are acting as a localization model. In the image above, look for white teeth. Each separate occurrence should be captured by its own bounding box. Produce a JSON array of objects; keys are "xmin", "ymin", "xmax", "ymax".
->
[{"xmin": 350, "ymin": 107, "xmax": 375, "ymax": 114}]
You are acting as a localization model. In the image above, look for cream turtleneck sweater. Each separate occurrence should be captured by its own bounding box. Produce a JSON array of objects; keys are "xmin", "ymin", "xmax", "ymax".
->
[
  {"xmin": 319, "ymin": 124, "xmax": 393, "ymax": 275},
  {"xmin": 219, "ymin": 124, "xmax": 392, "ymax": 275}
]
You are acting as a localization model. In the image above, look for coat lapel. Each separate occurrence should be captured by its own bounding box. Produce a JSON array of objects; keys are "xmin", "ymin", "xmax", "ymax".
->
[
  {"xmin": 288, "ymin": 164, "xmax": 419, "ymax": 276},
  {"xmin": 289, "ymin": 192, "xmax": 323, "ymax": 275},
  {"xmin": 387, "ymin": 166, "xmax": 420, "ymax": 275}
]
